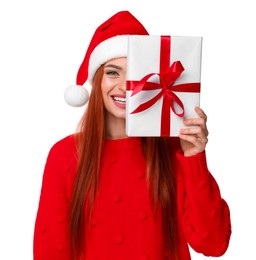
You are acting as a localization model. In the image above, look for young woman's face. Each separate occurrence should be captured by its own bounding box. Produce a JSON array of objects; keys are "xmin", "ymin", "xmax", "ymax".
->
[{"xmin": 101, "ymin": 57, "xmax": 127, "ymax": 120}]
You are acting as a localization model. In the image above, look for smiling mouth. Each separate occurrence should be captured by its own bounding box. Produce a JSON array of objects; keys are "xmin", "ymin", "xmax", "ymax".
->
[{"xmin": 112, "ymin": 96, "xmax": 126, "ymax": 104}]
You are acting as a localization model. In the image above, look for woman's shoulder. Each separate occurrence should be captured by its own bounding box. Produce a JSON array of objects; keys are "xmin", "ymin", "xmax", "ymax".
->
[
  {"xmin": 51, "ymin": 134, "xmax": 77, "ymax": 151},
  {"xmin": 47, "ymin": 134, "xmax": 78, "ymax": 165}
]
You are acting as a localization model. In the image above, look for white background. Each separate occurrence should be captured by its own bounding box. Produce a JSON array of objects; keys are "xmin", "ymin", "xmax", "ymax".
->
[{"xmin": 0, "ymin": 0, "xmax": 255, "ymax": 259}]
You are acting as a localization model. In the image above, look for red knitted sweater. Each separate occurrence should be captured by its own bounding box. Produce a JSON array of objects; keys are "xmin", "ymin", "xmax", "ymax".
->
[{"xmin": 33, "ymin": 135, "xmax": 231, "ymax": 260}]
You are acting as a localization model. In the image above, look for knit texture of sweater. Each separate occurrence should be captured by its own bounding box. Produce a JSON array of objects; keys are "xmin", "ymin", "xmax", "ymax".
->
[{"xmin": 33, "ymin": 135, "xmax": 231, "ymax": 260}]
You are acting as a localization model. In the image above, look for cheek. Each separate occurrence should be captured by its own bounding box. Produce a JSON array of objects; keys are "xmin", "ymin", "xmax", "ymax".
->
[
  {"xmin": 101, "ymin": 80, "xmax": 110, "ymax": 107},
  {"xmin": 101, "ymin": 77, "xmax": 111, "ymax": 96}
]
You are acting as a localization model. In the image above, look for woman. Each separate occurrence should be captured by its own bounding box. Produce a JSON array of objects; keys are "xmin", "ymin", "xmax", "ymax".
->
[{"xmin": 33, "ymin": 11, "xmax": 231, "ymax": 260}]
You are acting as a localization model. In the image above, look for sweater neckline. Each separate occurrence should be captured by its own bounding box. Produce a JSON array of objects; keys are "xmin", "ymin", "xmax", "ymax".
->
[{"xmin": 103, "ymin": 137, "xmax": 142, "ymax": 150}]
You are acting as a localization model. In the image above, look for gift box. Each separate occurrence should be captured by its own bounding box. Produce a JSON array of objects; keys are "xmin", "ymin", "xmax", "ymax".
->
[{"xmin": 126, "ymin": 35, "xmax": 202, "ymax": 137}]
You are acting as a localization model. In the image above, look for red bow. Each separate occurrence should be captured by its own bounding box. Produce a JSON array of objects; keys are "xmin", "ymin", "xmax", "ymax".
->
[{"xmin": 131, "ymin": 61, "xmax": 185, "ymax": 118}]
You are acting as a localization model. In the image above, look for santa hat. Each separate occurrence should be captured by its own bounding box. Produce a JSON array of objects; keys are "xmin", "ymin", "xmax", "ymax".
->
[{"xmin": 64, "ymin": 10, "xmax": 149, "ymax": 107}]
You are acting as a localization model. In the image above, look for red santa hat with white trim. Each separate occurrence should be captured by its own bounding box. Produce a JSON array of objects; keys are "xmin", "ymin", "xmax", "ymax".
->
[{"xmin": 64, "ymin": 10, "xmax": 149, "ymax": 107}]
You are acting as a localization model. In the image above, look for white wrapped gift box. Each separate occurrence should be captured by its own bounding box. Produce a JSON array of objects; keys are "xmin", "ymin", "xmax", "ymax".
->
[{"xmin": 126, "ymin": 35, "xmax": 202, "ymax": 137}]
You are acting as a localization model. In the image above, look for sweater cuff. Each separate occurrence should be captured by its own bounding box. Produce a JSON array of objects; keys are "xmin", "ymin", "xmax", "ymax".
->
[{"xmin": 176, "ymin": 149, "xmax": 209, "ymax": 181}]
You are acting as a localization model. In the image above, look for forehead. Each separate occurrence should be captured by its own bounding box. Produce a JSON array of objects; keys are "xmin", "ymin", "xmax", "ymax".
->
[{"xmin": 105, "ymin": 57, "xmax": 127, "ymax": 67}]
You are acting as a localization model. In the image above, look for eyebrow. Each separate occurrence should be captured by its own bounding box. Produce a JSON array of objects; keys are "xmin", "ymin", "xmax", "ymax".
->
[{"xmin": 104, "ymin": 64, "xmax": 123, "ymax": 70}]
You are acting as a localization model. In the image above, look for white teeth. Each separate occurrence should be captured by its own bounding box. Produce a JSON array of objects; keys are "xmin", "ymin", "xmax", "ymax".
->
[{"xmin": 113, "ymin": 96, "xmax": 126, "ymax": 103}]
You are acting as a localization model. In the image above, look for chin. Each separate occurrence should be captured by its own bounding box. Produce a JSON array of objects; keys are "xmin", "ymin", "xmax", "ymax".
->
[
  {"xmin": 114, "ymin": 113, "xmax": 126, "ymax": 120},
  {"xmin": 105, "ymin": 104, "xmax": 126, "ymax": 120}
]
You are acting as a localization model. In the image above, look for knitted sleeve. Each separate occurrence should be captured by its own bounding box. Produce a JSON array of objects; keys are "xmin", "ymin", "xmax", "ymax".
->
[
  {"xmin": 33, "ymin": 136, "xmax": 76, "ymax": 260},
  {"xmin": 176, "ymin": 150, "xmax": 231, "ymax": 257}
]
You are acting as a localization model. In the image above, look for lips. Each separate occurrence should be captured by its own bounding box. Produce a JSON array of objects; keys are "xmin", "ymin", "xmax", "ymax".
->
[
  {"xmin": 113, "ymin": 96, "xmax": 126, "ymax": 103},
  {"xmin": 111, "ymin": 94, "xmax": 126, "ymax": 109}
]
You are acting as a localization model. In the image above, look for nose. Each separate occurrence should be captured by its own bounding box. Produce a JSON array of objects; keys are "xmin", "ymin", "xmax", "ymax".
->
[{"xmin": 117, "ymin": 74, "xmax": 126, "ymax": 91}]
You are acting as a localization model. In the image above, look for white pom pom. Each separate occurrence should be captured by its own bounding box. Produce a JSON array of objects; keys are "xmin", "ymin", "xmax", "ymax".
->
[{"xmin": 64, "ymin": 85, "xmax": 89, "ymax": 107}]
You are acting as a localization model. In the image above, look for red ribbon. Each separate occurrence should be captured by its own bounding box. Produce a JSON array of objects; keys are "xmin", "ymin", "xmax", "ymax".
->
[{"xmin": 126, "ymin": 36, "xmax": 200, "ymax": 136}]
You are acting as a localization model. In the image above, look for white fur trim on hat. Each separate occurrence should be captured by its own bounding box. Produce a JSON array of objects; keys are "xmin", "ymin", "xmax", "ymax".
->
[
  {"xmin": 88, "ymin": 35, "xmax": 129, "ymax": 84},
  {"xmin": 64, "ymin": 85, "xmax": 89, "ymax": 107}
]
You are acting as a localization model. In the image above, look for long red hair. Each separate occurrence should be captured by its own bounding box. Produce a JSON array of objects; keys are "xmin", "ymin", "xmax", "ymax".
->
[{"xmin": 69, "ymin": 65, "xmax": 177, "ymax": 259}]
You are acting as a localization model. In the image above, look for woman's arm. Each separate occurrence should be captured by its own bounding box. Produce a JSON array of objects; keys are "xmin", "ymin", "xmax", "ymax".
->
[
  {"xmin": 33, "ymin": 137, "xmax": 75, "ymax": 260},
  {"xmin": 176, "ymin": 150, "xmax": 231, "ymax": 257},
  {"xmin": 175, "ymin": 107, "xmax": 231, "ymax": 256}
]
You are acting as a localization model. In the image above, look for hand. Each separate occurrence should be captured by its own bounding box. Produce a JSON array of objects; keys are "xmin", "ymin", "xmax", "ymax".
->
[{"xmin": 179, "ymin": 106, "xmax": 209, "ymax": 157}]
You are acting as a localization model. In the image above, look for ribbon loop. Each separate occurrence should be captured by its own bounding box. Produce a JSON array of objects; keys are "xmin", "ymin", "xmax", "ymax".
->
[
  {"xmin": 165, "ymin": 89, "xmax": 184, "ymax": 117},
  {"xmin": 131, "ymin": 60, "xmax": 185, "ymax": 117},
  {"xmin": 160, "ymin": 61, "xmax": 184, "ymax": 88}
]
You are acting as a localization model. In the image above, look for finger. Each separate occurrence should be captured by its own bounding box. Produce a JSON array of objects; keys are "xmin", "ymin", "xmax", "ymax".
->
[
  {"xmin": 195, "ymin": 106, "xmax": 207, "ymax": 121},
  {"xmin": 179, "ymin": 133, "xmax": 206, "ymax": 152},
  {"xmin": 183, "ymin": 117, "xmax": 205, "ymax": 127},
  {"xmin": 180, "ymin": 126, "xmax": 201, "ymax": 135},
  {"xmin": 197, "ymin": 133, "xmax": 208, "ymax": 146},
  {"xmin": 179, "ymin": 133, "xmax": 205, "ymax": 149},
  {"xmin": 180, "ymin": 127, "xmax": 209, "ymax": 140},
  {"xmin": 183, "ymin": 116, "xmax": 208, "ymax": 135}
]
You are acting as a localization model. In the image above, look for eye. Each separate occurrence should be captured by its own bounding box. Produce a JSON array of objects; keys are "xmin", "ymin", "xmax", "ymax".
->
[{"xmin": 105, "ymin": 70, "xmax": 119, "ymax": 77}]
